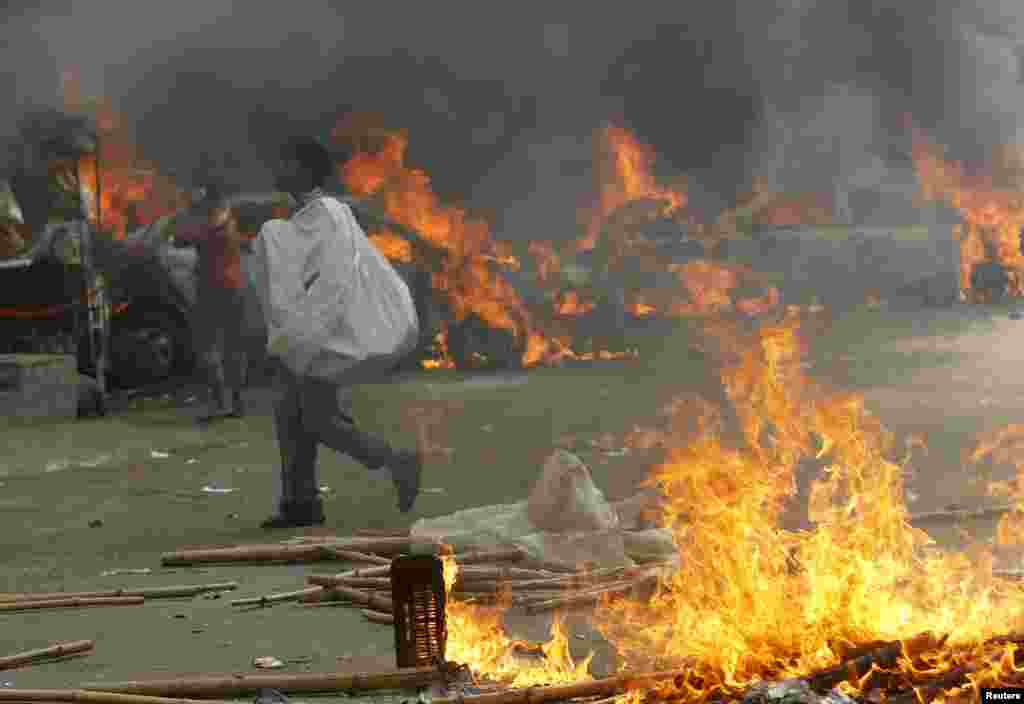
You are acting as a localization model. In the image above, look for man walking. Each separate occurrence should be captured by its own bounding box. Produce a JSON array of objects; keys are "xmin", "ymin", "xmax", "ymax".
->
[
  {"xmin": 257, "ymin": 136, "xmax": 421, "ymax": 528},
  {"xmin": 175, "ymin": 184, "xmax": 249, "ymax": 422}
]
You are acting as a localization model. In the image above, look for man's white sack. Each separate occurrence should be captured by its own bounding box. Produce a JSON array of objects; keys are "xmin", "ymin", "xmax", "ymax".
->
[
  {"xmin": 411, "ymin": 449, "xmax": 678, "ymax": 568},
  {"xmin": 256, "ymin": 196, "xmax": 419, "ymax": 385}
]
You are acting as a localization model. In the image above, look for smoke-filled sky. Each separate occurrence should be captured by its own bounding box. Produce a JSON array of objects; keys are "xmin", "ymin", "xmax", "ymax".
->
[{"xmin": 4, "ymin": 0, "xmax": 1024, "ymax": 235}]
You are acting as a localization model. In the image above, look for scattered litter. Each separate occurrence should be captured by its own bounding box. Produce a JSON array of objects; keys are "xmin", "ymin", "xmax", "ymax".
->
[
  {"xmin": 202, "ymin": 485, "xmax": 238, "ymax": 495},
  {"xmin": 191, "ymin": 627, "xmax": 204, "ymax": 634},
  {"xmin": 79, "ymin": 454, "xmax": 112, "ymax": 468},
  {"xmin": 337, "ymin": 653, "xmax": 353, "ymax": 661},
  {"xmin": 88, "ymin": 519, "xmax": 104, "ymax": 528},
  {"xmin": 186, "ymin": 458, "xmax": 199, "ymax": 465},
  {"xmin": 184, "ymin": 395, "xmax": 197, "ymax": 403},
  {"xmin": 227, "ymin": 512, "xmax": 240, "ymax": 520},
  {"xmin": 576, "ymin": 634, "xmax": 586, "ymax": 640},
  {"xmin": 480, "ymin": 424, "xmax": 494, "ymax": 433},
  {"xmin": 318, "ymin": 485, "xmax": 332, "ymax": 494},
  {"xmin": 204, "ymin": 592, "xmax": 222, "ymax": 600},
  {"xmin": 44, "ymin": 459, "xmax": 70, "ymax": 473},
  {"xmin": 604, "ymin": 448, "xmax": 630, "ymax": 457},
  {"xmin": 287, "ymin": 656, "xmax": 314, "ymax": 664},
  {"xmin": 150, "ymin": 450, "xmax": 171, "ymax": 459},
  {"xmin": 253, "ymin": 656, "xmax": 285, "ymax": 669},
  {"xmin": 101, "ymin": 567, "xmax": 152, "ymax": 577},
  {"xmin": 422, "ymin": 487, "xmax": 446, "ymax": 495},
  {"xmin": 173, "ymin": 613, "xmax": 186, "ymax": 619}
]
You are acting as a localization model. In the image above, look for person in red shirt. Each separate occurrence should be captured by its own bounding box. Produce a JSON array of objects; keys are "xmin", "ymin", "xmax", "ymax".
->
[{"xmin": 175, "ymin": 184, "xmax": 249, "ymax": 422}]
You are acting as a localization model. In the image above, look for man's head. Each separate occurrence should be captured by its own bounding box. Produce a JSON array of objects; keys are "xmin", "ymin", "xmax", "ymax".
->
[{"xmin": 273, "ymin": 137, "xmax": 340, "ymax": 196}]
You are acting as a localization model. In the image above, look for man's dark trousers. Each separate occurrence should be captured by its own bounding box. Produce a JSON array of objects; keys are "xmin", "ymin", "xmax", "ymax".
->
[{"xmin": 271, "ymin": 363, "xmax": 400, "ymax": 511}]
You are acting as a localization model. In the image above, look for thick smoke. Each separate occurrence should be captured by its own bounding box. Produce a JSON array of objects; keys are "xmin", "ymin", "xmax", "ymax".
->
[{"xmin": 3, "ymin": 1, "xmax": 1024, "ymax": 231}]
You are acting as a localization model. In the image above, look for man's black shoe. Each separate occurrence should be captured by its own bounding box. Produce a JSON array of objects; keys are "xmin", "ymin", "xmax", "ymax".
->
[
  {"xmin": 390, "ymin": 449, "xmax": 422, "ymax": 513},
  {"xmin": 260, "ymin": 500, "xmax": 325, "ymax": 529},
  {"xmin": 229, "ymin": 390, "xmax": 246, "ymax": 419}
]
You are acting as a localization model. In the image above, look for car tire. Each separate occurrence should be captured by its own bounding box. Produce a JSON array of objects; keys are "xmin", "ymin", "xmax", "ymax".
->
[{"xmin": 109, "ymin": 306, "xmax": 192, "ymax": 387}]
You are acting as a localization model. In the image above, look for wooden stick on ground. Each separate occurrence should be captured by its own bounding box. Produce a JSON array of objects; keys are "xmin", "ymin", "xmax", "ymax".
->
[
  {"xmin": 319, "ymin": 548, "xmax": 392, "ymax": 565},
  {"xmin": 362, "ymin": 609, "xmax": 395, "ymax": 625},
  {"xmin": 305, "ymin": 586, "xmax": 394, "ymax": 613},
  {"xmin": 453, "ymin": 548, "xmax": 526, "ymax": 565},
  {"xmin": 524, "ymin": 574, "xmax": 661, "ymax": 613},
  {"xmin": 0, "ymin": 583, "xmax": 238, "ymax": 603},
  {"xmin": 908, "ymin": 504, "xmax": 1015, "ymax": 526},
  {"xmin": 230, "ymin": 586, "xmax": 324, "ymax": 608},
  {"xmin": 160, "ymin": 537, "xmax": 412, "ymax": 566},
  {"xmin": 80, "ymin": 663, "xmax": 462, "ymax": 697},
  {"xmin": 429, "ymin": 669, "xmax": 688, "ymax": 704},
  {"xmin": 0, "ymin": 641, "xmax": 94, "ymax": 671},
  {"xmin": 803, "ymin": 631, "xmax": 944, "ymax": 694},
  {"xmin": 354, "ymin": 528, "xmax": 411, "ymax": 538},
  {"xmin": 0, "ymin": 596, "xmax": 144, "ymax": 612},
  {"xmin": 0, "ymin": 689, "xmax": 228, "ymax": 704}
]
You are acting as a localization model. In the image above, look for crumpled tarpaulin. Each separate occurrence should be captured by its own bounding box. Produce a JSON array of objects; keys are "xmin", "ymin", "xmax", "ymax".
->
[{"xmin": 410, "ymin": 450, "xmax": 678, "ymax": 569}]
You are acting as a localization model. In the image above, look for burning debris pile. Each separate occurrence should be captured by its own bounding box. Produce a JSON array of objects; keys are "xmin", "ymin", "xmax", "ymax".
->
[
  {"xmin": 28, "ymin": 314, "xmax": 1022, "ymax": 703},
  {"xmin": 912, "ymin": 125, "xmax": 1024, "ymax": 303}
]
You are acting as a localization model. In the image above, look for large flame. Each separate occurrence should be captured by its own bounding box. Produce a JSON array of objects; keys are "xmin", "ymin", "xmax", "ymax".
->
[
  {"xmin": 441, "ymin": 553, "xmax": 593, "ymax": 687},
  {"xmin": 61, "ymin": 70, "xmax": 184, "ymax": 239},
  {"xmin": 335, "ymin": 122, "xmax": 569, "ymax": 367},
  {"xmin": 911, "ymin": 125, "xmax": 1024, "ymax": 299},
  {"xmin": 578, "ymin": 124, "xmax": 686, "ymax": 252},
  {"xmin": 591, "ymin": 317, "xmax": 1024, "ymax": 700}
]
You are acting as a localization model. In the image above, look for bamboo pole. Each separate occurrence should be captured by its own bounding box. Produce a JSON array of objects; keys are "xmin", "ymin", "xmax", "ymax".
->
[
  {"xmin": 308, "ymin": 586, "xmax": 393, "ymax": 613},
  {"xmin": 80, "ymin": 664, "xmax": 461, "ymax": 697},
  {"xmin": 0, "ymin": 641, "xmax": 94, "ymax": 671},
  {"xmin": 802, "ymin": 631, "xmax": 943, "ymax": 694},
  {"xmin": 319, "ymin": 549, "xmax": 391, "ymax": 565},
  {"xmin": 908, "ymin": 504, "xmax": 1014, "ymax": 526},
  {"xmin": 453, "ymin": 548, "xmax": 526, "ymax": 565},
  {"xmin": 523, "ymin": 575, "xmax": 660, "ymax": 613},
  {"xmin": 0, "ymin": 690, "xmax": 225, "ymax": 704},
  {"xmin": 230, "ymin": 586, "xmax": 324, "ymax": 608},
  {"xmin": 0, "ymin": 597, "xmax": 144, "ymax": 612},
  {"xmin": 0, "ymin": 583, "xmax": 237, "ymax": 603},
  {"xmin": 428, "ymin": 670, "xmax": 687, "ymax": 704},
  {"xmin": 160, "ymin": 538, "xmax": 411, "ymax": 566},
  {"xmin": 354, "ymin": 528, "xmax": 411, "ymax": 538},
  {"xmin": 362, "ymin": 609, "xmax": 394, "ymax": 625}
]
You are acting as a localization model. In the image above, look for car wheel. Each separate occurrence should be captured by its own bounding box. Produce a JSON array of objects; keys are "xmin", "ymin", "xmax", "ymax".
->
[{"xmin": 110, "ymin": 307, "xmax": 191, "ymax": 387}]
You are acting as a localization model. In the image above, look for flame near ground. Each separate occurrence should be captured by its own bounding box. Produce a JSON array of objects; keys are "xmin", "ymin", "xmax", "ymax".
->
[{"xmin": 440, "ymin": 316, "xmax": 1024, "ymax": 702}]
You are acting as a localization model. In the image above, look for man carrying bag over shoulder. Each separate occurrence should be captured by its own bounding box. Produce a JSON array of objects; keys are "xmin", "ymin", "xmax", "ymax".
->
[{"xmin": 255, "ymin": 136, "xmax": 422, "ymax": 528}]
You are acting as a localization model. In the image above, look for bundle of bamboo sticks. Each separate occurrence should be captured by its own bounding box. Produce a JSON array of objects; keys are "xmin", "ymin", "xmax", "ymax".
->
[{"xmin": 226, "ymin": 540, "xmax": 671, "ymax": 620}]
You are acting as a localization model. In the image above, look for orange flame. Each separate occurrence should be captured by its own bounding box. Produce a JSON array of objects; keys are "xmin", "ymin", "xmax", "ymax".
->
[
  {"xmin": 592, "ymin": 318, "xmax": 1024, "ymax": 700},
  {"xmin": 336, "ymin": 121, "xmax": 574, "ymax": 367},
  {"xmin": 911, "ymin": 125, "xmax": 1024, "ymax": 298},
  {"xmin": 367, "ymin": 228, "xmax": 412, "ymax": 263},
  {"xmin": 555, "ymin": 290, "xmax": 595, "ymax": 317},
  {"xmin": 578, "ymin": 124, "xmax": 686, "ymax": 252},
  {"xmin": 61, "ymin": 69, "xmax": 183, "ymax": 239},
  {"xmin": 441, "ymin": 553, "xmax": 593, "ymax": 686}
]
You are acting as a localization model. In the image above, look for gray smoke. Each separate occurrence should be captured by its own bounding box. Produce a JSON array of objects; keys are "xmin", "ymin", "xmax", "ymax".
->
[{"xmin": 3, "ymin": 1, "xmax": 1024, "ymax": 233}]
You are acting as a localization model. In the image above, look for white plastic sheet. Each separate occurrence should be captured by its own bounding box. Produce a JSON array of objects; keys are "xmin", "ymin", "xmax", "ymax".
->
[
  {"xmin": 256, "ymin": 196, "xmax": 419, "ymax": 383},
  {"xmin": 410, "ymin": 451, "xmax": 678, "ymax": 568}
]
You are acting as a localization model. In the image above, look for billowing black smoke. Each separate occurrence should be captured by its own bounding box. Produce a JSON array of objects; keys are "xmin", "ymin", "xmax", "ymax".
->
[{"xmin": 3, "ymin": 0, "xmax": 1022, "ymax": 231}]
